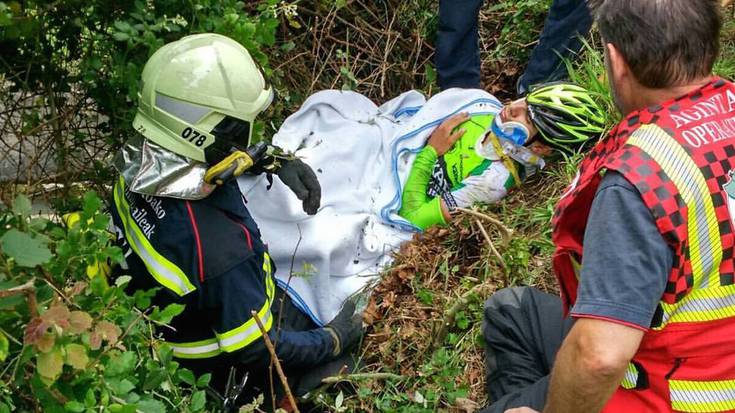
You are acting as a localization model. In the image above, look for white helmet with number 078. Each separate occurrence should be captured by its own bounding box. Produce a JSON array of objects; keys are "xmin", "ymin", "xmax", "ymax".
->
[{"xmin": 133, "ymin": 33, "xmax": 273, "ymax": 164}]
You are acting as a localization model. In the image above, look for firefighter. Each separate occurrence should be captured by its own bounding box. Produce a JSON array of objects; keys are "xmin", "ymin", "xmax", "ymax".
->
[
  {"xmin": 479, "ymin": 1, "xmax": 732, "ymax": 412},
  {"xmin": 109, "ymin": 33, "xmax": 363, "ymax": 406}
]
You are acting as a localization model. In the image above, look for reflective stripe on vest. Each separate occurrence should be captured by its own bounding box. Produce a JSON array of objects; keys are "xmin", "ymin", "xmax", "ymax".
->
[
  {"xmin": 669, "ymin": 378, "xmax": 735, "ymax": 412},
  {"xmin": 169, "ymin": 252, "xmax": 276, "ymax": 359},
  {"xmin": 627, "ymin": 125, "xmax": 723, "ymax": 290},
  {"xmin": 113, "ymin": 177, "xmax": 196, "ymax": 296},
  {"xmin": 621, "ymin": 363, "xmax": 639, "ymax": 390},
  {"xmin": 627, "ymin": 125, "xmax": 730, "ymax": 327}
]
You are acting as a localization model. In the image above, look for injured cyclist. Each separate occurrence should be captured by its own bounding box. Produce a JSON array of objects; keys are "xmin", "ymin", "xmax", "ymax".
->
[
  {"xmin": 399, "ymin": 83, "xmax": 605, "ymax": 230},
  {"xmin": 238, "ymin": 83, "xmax": 605, "ymax": 326}
]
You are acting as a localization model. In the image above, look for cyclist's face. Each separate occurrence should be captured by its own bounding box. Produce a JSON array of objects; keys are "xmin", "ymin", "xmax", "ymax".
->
[{"xmin": 501, "ymin": 99, "xmax": 539, "ymax": 138}]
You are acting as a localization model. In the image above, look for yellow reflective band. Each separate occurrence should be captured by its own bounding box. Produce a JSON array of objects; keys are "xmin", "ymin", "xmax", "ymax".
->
[
  {"xmin": 169, "ymin": 252, "xmax": 277, "ymax": 358},
  {"xmin": 169, "ymin": 337, "xmax": 221, "ymax": 359},
  {"xmin": 570, "ymin": 256, "xmax": 581, "ymax": 280},
  {"xmin": 620, "ymin": 363, "xmax": 639, "ymax": 390},
  {"xmin": 627, "ymin": 125, "xmax": 722, "ymax": 290},
  {"xmin": 113, "ymin": 177, "xmax": 196, "ymax": 296},
  {"xmin": 670, "ymin": 378, "xmax": 735, "ymax": 412},
  {"xmin": 659, "ymin": 284, "xmax": 735, "ymax": 325}
]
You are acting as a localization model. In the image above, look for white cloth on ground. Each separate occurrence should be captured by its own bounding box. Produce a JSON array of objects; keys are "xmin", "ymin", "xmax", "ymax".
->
[{"xmin": 237, "ymin": 88, "xmax": 502, "ymax": 325}]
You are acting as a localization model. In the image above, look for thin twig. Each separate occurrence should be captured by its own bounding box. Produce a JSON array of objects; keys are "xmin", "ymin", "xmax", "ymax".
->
[
  {"xmin": 431, "ymin": 280, "xmax": 497, "ymax": 350},
  {"xmin": 474, "ymin": 219, "xmax": 507, "ymax": 273},
  {"xmin": 321, "ymin": 372, "xmax": 403, "ymax": 384},
  {"xmin": 0, "ymin": 279, "xmax": 37, "ymax": 316},
  {"xmin": 251, "ymin": 311, "xmax": 300, "ymax": 413},
  {"xmin": 456, "ymin": 207, "xmax": 512, "ymax": 244}
]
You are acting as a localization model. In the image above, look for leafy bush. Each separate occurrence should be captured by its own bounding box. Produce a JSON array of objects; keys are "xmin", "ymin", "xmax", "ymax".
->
[
  {"xmin": 0, "ymin": 192, "xmax": 212, "ymax": 412},
  {"xmin": 0, "ymin": 0, "xmax": 285, "ymax": 188}
]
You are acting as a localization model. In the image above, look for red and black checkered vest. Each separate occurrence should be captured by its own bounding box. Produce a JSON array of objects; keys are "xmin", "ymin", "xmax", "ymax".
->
[{"xmin": 553, "ymin": 78, "xmax": 735, "ymax": 412}]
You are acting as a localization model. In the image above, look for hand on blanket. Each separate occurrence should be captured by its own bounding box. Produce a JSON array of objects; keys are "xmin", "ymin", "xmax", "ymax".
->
[
  {"xmin": 277, "ymin": 158, "xmax": 321, "ymax": 215},
  {"xmin": 450, "ymin": 163, "xmax": 510, "ymax": 208},
  {"xmin": 427, "ymin": 112, "xmax": 470, "ymax": 155},
  {"xmin": 324, "ymin": 299, "xmax": 363, "ymax": 357}
]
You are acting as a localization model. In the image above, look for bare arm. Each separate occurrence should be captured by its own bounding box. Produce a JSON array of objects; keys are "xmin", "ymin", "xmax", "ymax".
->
[{"xmin": 543, "ymin": 318, "xmax": 644, "ymax": 413}]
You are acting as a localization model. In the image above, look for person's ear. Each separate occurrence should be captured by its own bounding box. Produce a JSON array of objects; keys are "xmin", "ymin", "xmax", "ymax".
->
[{"xmin": 606, "ymin": 43, "xmax": 630, "ymax": 87}]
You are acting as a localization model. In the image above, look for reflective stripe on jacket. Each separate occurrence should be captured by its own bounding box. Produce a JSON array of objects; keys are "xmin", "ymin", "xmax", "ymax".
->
[
  {"xmin": 110, "ymin": 178, "xmax": 275, "ymax": 359},
  {"xmin": 553, "ymin": 78, "xmax": 735, "ymax": 412}
]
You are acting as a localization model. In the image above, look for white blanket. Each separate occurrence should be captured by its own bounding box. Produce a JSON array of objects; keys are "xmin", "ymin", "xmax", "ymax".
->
[{"xmin": 238, "ymin": 88, "xmax": 502, "ymax": 325}]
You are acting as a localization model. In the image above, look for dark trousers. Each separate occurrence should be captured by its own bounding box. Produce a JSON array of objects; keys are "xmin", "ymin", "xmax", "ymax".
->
[
  {"xmin": 435, "ymin": 0, "xmax": 593, "ymax": 94},
  {"xmin": 480, "ymin": 287, "xmax": 574, "ymax": 412}
]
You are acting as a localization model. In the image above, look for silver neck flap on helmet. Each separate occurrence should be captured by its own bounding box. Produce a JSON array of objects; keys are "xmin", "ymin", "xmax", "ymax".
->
[{"xmin": 114, "ymin": 135, "xmax": 216, "ymax": 200}]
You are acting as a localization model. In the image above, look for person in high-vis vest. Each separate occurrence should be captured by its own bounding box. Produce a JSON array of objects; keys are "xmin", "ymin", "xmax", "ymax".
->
[
  {"xmin": 478, "ymin": 1, "xmax": 731, "ymax": 413},
  {"xmin": 398, "ymin": 83, "xmax": 605, "ymax": 230},
  {"xmin": 109, "ymin": 33, "xmax": 363, "ymax": 407}
]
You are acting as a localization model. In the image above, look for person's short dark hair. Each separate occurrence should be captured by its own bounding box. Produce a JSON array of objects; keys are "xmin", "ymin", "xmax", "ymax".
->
[{"xmin": 588, "ymin": 0, "xmax": 721, "ymax": 88}]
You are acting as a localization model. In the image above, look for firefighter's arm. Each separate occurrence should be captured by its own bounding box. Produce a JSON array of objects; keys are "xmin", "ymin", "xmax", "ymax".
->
[{"xmin": 543, "ymin": 318, "xmax": 644, "ymax": 413}]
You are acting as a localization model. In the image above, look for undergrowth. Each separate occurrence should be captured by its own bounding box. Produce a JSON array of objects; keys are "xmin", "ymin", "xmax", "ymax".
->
[{"xmin": 319, "ymin": 18, "xmax": 735, "ymax": 411}]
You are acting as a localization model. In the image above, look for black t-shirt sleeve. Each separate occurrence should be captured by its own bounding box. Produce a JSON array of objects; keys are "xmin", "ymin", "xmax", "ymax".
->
[{"xmin": 570, "ymin": 171, "xmax": 673, "ymax": 330}]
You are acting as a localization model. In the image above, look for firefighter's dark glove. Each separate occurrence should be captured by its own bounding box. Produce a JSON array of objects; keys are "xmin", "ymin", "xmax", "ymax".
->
[
  {"xmin": 323, "ymin": 300, "xmax": 363, "ymax": 357},
  {"xmin": 277, "ymin": 158, "xmax": 321, "ymax": 215}
]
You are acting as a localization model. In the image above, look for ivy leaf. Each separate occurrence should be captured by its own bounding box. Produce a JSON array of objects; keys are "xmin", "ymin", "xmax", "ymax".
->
[
  {"xmin": 0, "ymin": 332, "xmax": 8, "ymax": 362},
  {"xmin": 12, "ymin": 194, "xmax": 32, "ymax": 217},
  {"xmin": 190, "ymin": 390, "xmax": 206, "ymax": 412},
  {"xmin": 37, "ymin": 347, "xmax": 64, "ymax": 385},
  {"xmin": 65, "ymin": 343, "xmax": 89, "ymax": 370},
  {"xmin": 0, "ymin": 229, "xmax": 52, "ymax": 268},
  {"xmin": 68, "ymin": 311, "xmax": 93, "ymax": 334}
]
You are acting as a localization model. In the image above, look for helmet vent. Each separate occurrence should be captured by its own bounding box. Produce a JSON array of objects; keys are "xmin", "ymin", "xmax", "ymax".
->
[{"xmin": 155, "ymin": 93, "xmax": 210, "ymax": 124}]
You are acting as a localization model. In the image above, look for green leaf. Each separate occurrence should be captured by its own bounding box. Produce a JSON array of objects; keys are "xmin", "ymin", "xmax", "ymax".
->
[
  {"xmin": 64, "ymin": 401, "xmax": 85, "ymax": 412},
  {"xmin": 12, "ymin": 194, "xmax": 32, "ymax": 217},
  {"xmin": 107, "ymin": 378, "xmax": 135, "ymax": 396},
  {"xmin": 176, "ymin": 368, "xmax": 195, "ymax": 386},
  {"xmin": 151, "ymin": 303, "xmax": 185, "ymax": 324},
  {"xmin": 105, "ymin": 351, "xmax": 136, "ymax": 377},
  {"xmin": 112, "ymin": 32, "xmax": 130, "ymax": 42},
  {"xmin": 135, "ymin": 398, "xmax": 166, "ymax": 413},
  {"xmin": 0, "ymin": 229, "xmax": 52, "ymax": 267},
  {"xmin": 37, "ymin": 347, "xmax": 64, "ymax": 385},
  {"xmin": 113, "ymin": 20, "xmax": 131, "ymax": 32},
  {"xmin": 68, "ymin": 311, "xmax": 93, "ymax": 334},
  {"xmin": 190, "ymin": 390, "xmax": 206, "ymax": 412},
  {"xmin": 142, "ymin": 367, "xmax": 166, "ymax": 390},
  {"xmin": 195, "ymin": 373, "xmax": 211, "ymax": 388},
  {"xmin": 115, "ymin": 275, "xmax": 132, "ymax": 287},
  {"xmin": 82, "ymin": 191, "xmax": 102, "ymax": 218},
  {"xmin": 64, "ymin": 343, "xmax": 89, "ymax": 370},
  {"xmin": 0, "ymin": 331, "xmax": 8, "ymax": 362}
]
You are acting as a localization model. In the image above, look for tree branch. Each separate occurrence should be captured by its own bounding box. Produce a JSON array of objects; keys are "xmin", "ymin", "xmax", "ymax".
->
[{"xmin": 251, "ymin": 310, "xmax": 300, "ymax": 413}]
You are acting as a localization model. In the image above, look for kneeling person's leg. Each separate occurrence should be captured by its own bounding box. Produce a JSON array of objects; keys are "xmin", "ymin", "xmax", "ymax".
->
[{"xmin": 482, "ymin": 286, "xmax": 572, "ymax": 412}]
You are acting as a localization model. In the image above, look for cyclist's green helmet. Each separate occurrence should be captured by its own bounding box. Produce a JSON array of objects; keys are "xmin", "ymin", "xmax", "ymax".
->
[{"xmin": 526, "ymin": 82, "xmax": 606, "ymax": 149}]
